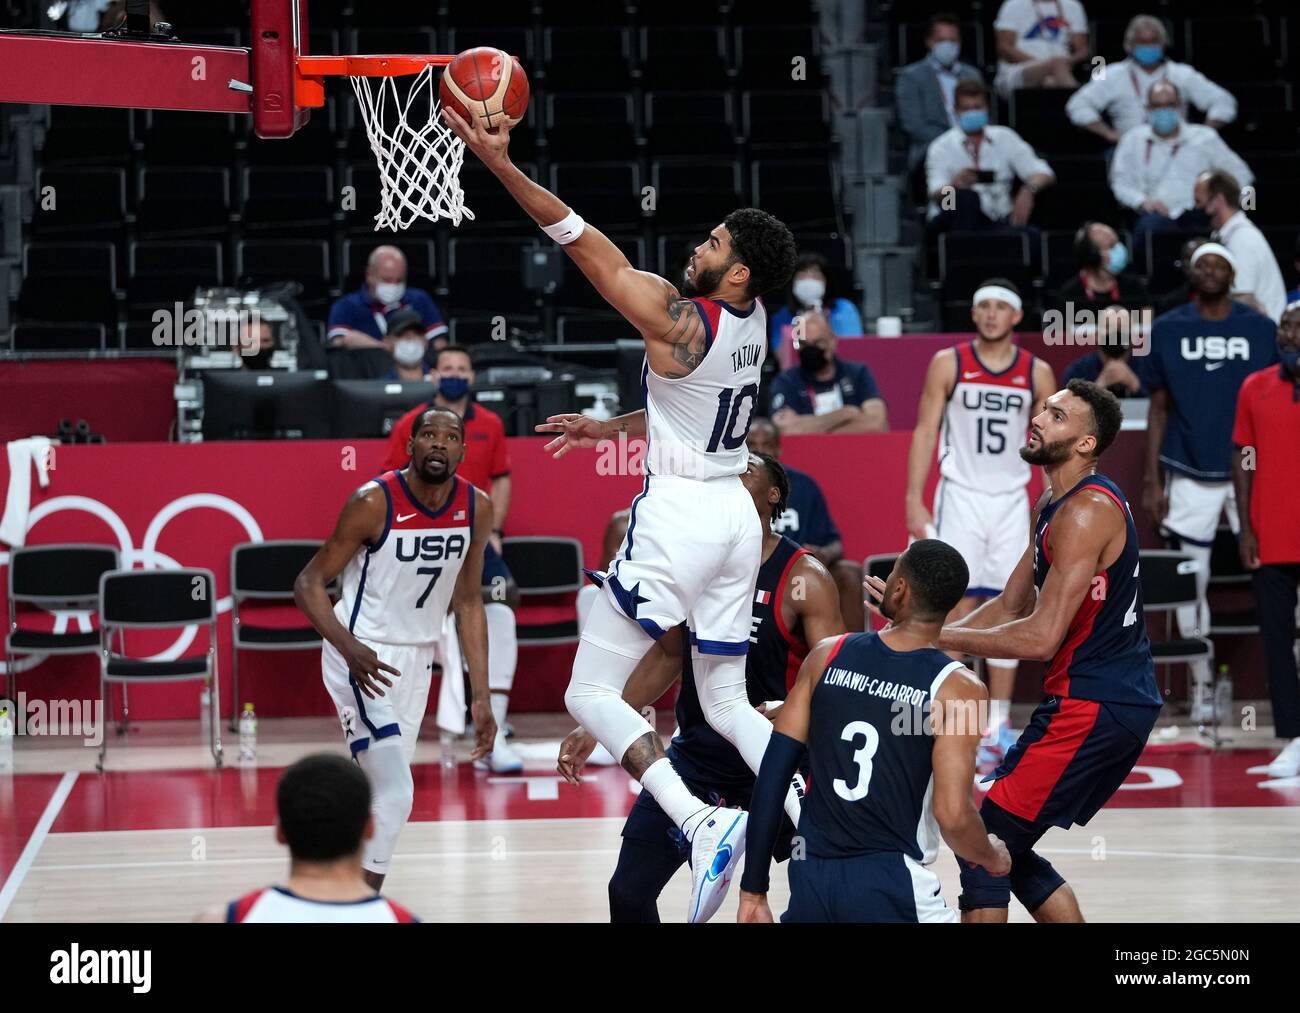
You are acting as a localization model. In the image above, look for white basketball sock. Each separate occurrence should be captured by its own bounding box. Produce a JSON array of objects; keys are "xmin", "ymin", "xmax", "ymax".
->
[
  {"xmin": 642, "ymin": 757, "xmax": 712, "ymax": 840},
  {"xmin": 489, "ymin": 691, "xmax": 510, "ymax": 752},
  {"xmin": 1175, "ymin": 541, "xmax": 1214, "ymax": 687},
  {"xmin": 484, "ymin": 602, "xmax": 517, "ymax": 693}
]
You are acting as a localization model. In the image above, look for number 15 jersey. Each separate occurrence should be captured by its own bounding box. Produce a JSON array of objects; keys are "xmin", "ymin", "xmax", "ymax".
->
[
  {"xmin": 643, "ymin": 296, "xmax": 767, "ymax": 480},
  {"xmin": 939, "ymin": 342, "xmax": 1036, "ymax": 493},
  {"xmin": 334, "ymin": 471, "xmax": 477, "ymax": 646}
]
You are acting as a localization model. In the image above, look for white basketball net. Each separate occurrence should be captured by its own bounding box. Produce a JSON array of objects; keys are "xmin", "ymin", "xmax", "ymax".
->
[{"xmin": 349, "ymin": 64, "xmax": 476, "ymax": 232}]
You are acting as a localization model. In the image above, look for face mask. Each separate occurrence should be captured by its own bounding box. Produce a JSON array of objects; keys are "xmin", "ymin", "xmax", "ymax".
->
[
  {"xmin": 374, "ymin": 281, "xmax": 406, "ymax": 305},
  {"xmin": 1133, "ymin": 45, "xmax": 1164, "ymax": 68},
  {"xmin": 243, "ymin": 349, "xmax": 274, "ymax": 370},
  {"xmin": 1279, "ymin": 346, "xmax": 1300, "ymax": 378},
  {"xmin": 957, "ymin": 109, "xmax": 988, "ymax": 134},
  {"xmin": 798, "ymin": 343, "xmax": 828, "ymax": 373},
  {"xmin": 1106, "ymin": 243, "xmax": 1130, "ymax": 274},
  {"xmin": 1149, "ymin": 108, "xmax": 1179, "ymax": 136},
  {"xmin": 393, "ymin": 337, "xmax": 426, "ymax": 366},
  {"xmin": 931, "ymin": 40, "xmax": 960, "ymax": 66},
  {"xmin": 792, "ymin": 277, "xmax": 826, "ymax": 307},
  {"xmin": 439, "ymin": 375, "xmax": 471, "ymax": 400}
]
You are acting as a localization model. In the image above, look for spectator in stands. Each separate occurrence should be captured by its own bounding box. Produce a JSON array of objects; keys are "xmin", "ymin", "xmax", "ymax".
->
[
  {"xmin": 895, "ymin": 13, "xmax": 984, "ymax": 172},
  {"xmin": 925, "ymin": 79, "xmax": 1055, "ymax": 245},
  {"xmin": 746, "ymin": 417, "xmax": 864, "ymax": 632},
  {"xmin": 1195, "ymin": 170, "xmax": 1287, "ymax": 323},
  {"xmin": 327, "ymin": 246, "xmax": 447, "ymax": 352},
  {"xmin": 1110, "ymin": 82, "xmax": 1251, "ymax": 269},
  {"xmin": 1231, "ymin": 300, "xmax": 1300, "ymax": 778},
  {"xmin": 992, "ymin": 0, "xmax": 1089, "ymax": 97},
  {"xmin": 1061, "ymin": 304, "xmax": 1147, "ymax": 398},
  {"xmin": 768, "ymin": 312, "xmax": 888, "ymax": 434},
  {"xmin": 382, "ymin": 345, "xmax": 521, "ymax": 773},
  {"xmin": 237, "ymin": 319, "xmax": 276, "ymax": 371},
  {"xmin": 1054, "ymin": 221, "xmax": 1151, "ymax": 319},
  {"xmin": 1153, "ymin": 235, "xmax": 1209, "ymax": 316},
  {"xmin": 1065, "ymin": 14, "xmax": 1237, "ymax": 146},
  {"xmin": 767, "ymin": 252, "xmax": 863, "ymax": 354},
  {"xmin": 1141, "ymin": 243, "xmax": 1277, "ymax": 721},
  {"xmin": 380, "ymin": 309, "xmax": 434, "ymax": 382},
  {"xmin": 197, "ymin": 754, "xmax": 418, "ymax": 923}
]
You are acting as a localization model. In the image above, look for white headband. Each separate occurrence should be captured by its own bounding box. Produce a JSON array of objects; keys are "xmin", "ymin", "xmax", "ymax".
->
[
  {"xmin": 1189, "ymin": 242, "xmax": 1238, "ymax": 273},
  {"xmin": 972, "ymin": 285, "xmax": 1022, "ymax": 311}
]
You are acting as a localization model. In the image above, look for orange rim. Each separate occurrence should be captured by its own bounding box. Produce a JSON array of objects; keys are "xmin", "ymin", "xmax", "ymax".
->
[{"xmin": 295, "ymin": 53, "xmax": 456, "ymax": 108}]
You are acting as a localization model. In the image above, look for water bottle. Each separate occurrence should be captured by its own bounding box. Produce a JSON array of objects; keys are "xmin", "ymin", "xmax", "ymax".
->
[
  {"xmin": 0, "ymin": 705, "xmax": 14, "ymax": 772},
  {"xmin": 440, "ymin": 730, "xmax": 457, "ymax": 771},
  {"xmin": 238, "ymin": 703, "xmax": 257, "ymax": 765},
  {"xmin": 1214, "ymin": 664, "xmax": 1233, "ymax": 723},
  {"xmin": 199, "ymin": 677, "xmax": 212, "ymax": 743}
]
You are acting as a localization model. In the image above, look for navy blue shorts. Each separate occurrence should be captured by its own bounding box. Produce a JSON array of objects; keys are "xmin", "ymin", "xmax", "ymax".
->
[
  {"xmin": 985, "ymin": 696, "xmax": 1160, "ymax": 829},
  {"xmin": 783, "ymin": 852, "xmax": 957, "ymax": 923},
  {"xmin": 481, "ymin": 542, "xmax": 514, "ymax": 588}
]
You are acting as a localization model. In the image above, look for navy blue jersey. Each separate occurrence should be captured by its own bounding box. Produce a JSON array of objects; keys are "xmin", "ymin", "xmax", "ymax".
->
[
  {"xmin": 1142, "ymin": 301, "xmax": 1277, "ymax": 480},
  {"xmin": 670, "ymin": 536, "xmax": 809, "ymax": 790},
  {"xmin": 800, "ymin": 632, "xmax": 963, "ymax": 863},
  {"xmin": 773, "ymin": 466, "xmax": 840, "ymax": 547},
  {"xmin": 1034, "ymin": 473, "xmax": 1161, "ymax": 707}
]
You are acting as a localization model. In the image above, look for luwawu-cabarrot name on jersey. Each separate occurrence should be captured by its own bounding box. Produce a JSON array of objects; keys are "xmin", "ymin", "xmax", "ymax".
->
[{"xmin": 822, "ymin": 667, "xmax": 928, "ymax": 707}]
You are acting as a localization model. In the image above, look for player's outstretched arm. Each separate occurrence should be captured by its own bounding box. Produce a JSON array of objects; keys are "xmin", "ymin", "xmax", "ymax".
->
[
  {"xmin": 938, "ymin": 491, "xmax": 1116, "ymax": 661},
  {"xmin": 932, "ymin": 668, "xmax": 1010, "ymax": 875},
  {"xmin": 737, "ymin": 635, "xmax": 836, "ymax": 922},
  {"xmin": 535, "ymin": 410, "xmax": 646, "ymax": 459},
  {"xmin": 443, "ymin": 106, "xmax": 709, "ymax": 373},
  {"xmin": 452, "ymin": 487, "xmax": 497, "ymax": 760},
  {"xmin": 904, "ymin": 350, "xmax": 956, "ymax": 538},
  {"xmin": 293, "ymin": 485, "xmax": 400, "ymax": 699}
]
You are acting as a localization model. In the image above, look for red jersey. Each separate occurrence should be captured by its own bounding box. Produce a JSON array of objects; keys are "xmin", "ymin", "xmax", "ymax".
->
[
  {"xmin": 382, "ymin": 399, "xmax": 510, "ymax": 493},
  {"xmin": 1232, "ymin": 364, "xmax": 1300, "ymax": 565}
]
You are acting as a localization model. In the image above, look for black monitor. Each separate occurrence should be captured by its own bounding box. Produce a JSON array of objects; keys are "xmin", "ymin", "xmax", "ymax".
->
[
  {"xmin": 330, "ymin": 380, "xmax": 435, "ymax": 438},
  {"xmin": 201, "ymin": 371, "xmax": 331, "ymax": 440}
]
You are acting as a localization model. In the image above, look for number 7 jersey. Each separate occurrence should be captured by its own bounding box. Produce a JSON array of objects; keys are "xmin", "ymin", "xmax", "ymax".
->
[
  {"xmin": 643, "ymin": 296, "xmax": 766, "ymax": 480},
  {"xmin": 334, "ymin": 471, "xmax": 477, "ymax": 646},
  {"xmin": 939, "ymin": 342, "xmax": 1036, "ymax": 493}
]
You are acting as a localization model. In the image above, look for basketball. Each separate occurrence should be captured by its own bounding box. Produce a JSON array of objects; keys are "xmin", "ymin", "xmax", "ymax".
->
[{"xmin": 439, "ymin": 47, "xmax": 530, "ymax": 132}]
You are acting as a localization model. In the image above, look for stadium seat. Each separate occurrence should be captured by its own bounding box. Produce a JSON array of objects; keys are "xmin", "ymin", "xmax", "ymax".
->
[
  {"xmin": 556, "ymin": 313, "xmax": 642, "ymax": 344},
  {"xmin": 735, "ymin": 24, "xmax": 822, "ymax": 88},
  {"xmin": 126, "ymin": 240, "xmax": 224, "ymax": 320},
  {"xmin": 30, "ymin": 167, "xmax": 126, "ymax": 243},
  {"xmin": 645, "ymin": 91, "xmax": 738, "ymax": 157},
  {"xmin": 1139, "ymin": 549, "xmax": 1219, "ymax": 730},
  {"xmin": 649, "ymin": 159, "xmax": 744, "ymax": 227},
  {"xmin": 18, "ymin": 242, "xmax": 119, "ymax": 326},
  {"xmin": 1186, "ymin": 18, "xmax": 1281, "ymax": 83},
  {"xmin": 639, "ymin": 26, "xmax": 731, "ymax": 90},
  {"xmin": 742, "ymin": 89, "xmax": 832, "ymax": 151},
  {"xmin": 550, "ymin": 162, "xmax": 644, "ymax": 230},
  {"xmin": 501, "ymin": 537, "xmax": 584, "ymax": 645},
  {"xmin": 135, "ymin": 166, "xmax": 232, "ymax": 239},
  {"xmin": 751, "ymin": 158, "xmax": 840, "ymax": 231},
  {"xmin": 447, "ymin": 26, "xmax": 536, "ymax": 71},
  {"xmin": 10, "ymin": 322, "xmax": 108, "ymax": 351},
  {"xmin": 98, "ymin": 569, "xmax": 223, "ymax": 769},
  {"xmin": 938, "ymin": 231, "xmax": 1029, "ymax": 283},
  {"xmin": 541, "ymin": 27, "xmax": 634, "ymax": 90},
  {"xmin": 37, "ymin": 106, "xmax": 134, "ymax": 165},
  {"xmin": 240, "ymin": 165, "xmax": 338, "ymax": 236},
  {"xmin": 545, "ymin": 92, "xmax": 640, "ymax": 159},
  {"xmin": 235, "ymin": 239, "xmax": 333, "ymax": 313},
  {"xmin": 139, "ymin": 110, "xmax": 238, "ymax": 167},
  {"xmin": 458, "ymin": 160, "xmax": 541, "ymax": 227},
  {"xmin": 448, "ymin": 236, "xmax": 543, "ymax": 314}
]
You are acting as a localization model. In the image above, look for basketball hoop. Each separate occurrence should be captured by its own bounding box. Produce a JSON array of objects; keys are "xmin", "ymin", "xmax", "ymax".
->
[{"xmin": 297, "ymin": 55, "xmax": 474, "ymax": 232}]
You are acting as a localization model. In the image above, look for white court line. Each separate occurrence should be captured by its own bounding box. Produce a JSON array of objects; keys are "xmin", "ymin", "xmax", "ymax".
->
[
  {"xmin": 32, "ymin": 848, "xmax": 625, "ymax": 872},
  {"xmin": 0, "ymin": 771, "xmax": 78, "ymax": 921}
]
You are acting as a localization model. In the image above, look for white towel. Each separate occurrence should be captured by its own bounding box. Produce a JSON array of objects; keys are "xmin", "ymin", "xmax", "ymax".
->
[
  {"xmin": 0, "ymin": 437, "xmax": 54, "ymax": 547},
  {"xmin": 435, "ymin": 613, "xmax": 466, "ymax": 734}
]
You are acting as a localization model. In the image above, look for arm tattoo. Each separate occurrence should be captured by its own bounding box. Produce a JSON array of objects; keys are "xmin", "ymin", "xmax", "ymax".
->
[{"xmin": 658, "ymin": 297, "xmax": 708, "ymax": 377}]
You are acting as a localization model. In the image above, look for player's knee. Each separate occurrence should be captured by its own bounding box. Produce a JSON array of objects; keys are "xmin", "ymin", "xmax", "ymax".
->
[
  {"xmin": 958, "ymin": 859, "xmax": 1012, "ymax": 911},
  {"xmin": 1009, "ymin": 849, "xmax": 1065, "ymax": 913},
  {"xmin": 607, "ymin": 867, "xmax": 651, "ymax": 923},
  {"xmin": 367, "ymin": 745, "xmax": 414, "ymax": 834}
]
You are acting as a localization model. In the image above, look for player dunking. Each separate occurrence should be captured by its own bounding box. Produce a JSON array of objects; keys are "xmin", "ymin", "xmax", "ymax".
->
[
  {"xmin": 556, "ymin": 451, "xmax": 845, "ymax": 922},
  {"xmin": 740, "ymin": 539, "xmax": 1009, "ymax": 923},
  {"xmin": 875, "ymin": 379, "xmax": 1162, "ymax": 922},
  {"xmin": 294, "ymin": 407, "xmax": 495, "ymax": 891},
  {"xmin": 443, "ymin": 106, "xmax": 799, "ymax": 922},
  {"xmin": 905, "ymin": 279, "xmax": 1056, "ymax": 761}
]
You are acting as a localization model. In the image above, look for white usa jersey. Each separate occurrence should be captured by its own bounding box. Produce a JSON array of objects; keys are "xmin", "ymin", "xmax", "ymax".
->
[
  {"xmin": 227, "ymin": 886, "xmax": 419, "ymax": 923},
  {"xmin": 939, "ymin": 342, "xmax": 1036, "ymax": 493},
  {"xmin": 333, "ymin": 471, "xmax": 477, "ymax": 646},
  {"xmin": 643, "ymin": 296, "xmax": 767, "ymax": 480}
]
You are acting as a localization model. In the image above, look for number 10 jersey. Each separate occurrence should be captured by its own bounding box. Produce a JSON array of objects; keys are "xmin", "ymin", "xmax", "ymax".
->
[{"xmin": 334, "ymin": 471, "xmax": 477, "ymax": 646}]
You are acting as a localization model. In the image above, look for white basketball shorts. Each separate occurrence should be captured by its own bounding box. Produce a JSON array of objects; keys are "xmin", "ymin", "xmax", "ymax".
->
[
  {"xmin": 1161, "ymin": 473, "xmax": 1238, "ymax": 547},
  {"xmin": 934, "ymin": 479, "xmax": 1030, "ymax": 597},
  {"xmin": 322, "ymin": 636, "xmax": 436, "ymax": 764},
  {"xmin": 595, "ymin": 473, "xmax": 763, "ymax": 658}
]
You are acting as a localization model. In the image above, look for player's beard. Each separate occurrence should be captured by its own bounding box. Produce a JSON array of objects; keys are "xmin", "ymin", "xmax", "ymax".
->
[
  {"xmin": 1020, "ymin": 435, "xmax": 1073, "ymax": 466},
  {"xmin": 681, "ymin": 259, "xmax": 726, "ymax": 297},
  {"xmin": 414, "ymin": 455, "xmax": 453, "ymax": 485}
]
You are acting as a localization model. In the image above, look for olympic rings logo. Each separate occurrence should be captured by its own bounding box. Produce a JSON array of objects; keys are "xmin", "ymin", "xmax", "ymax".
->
[{"xmin": 0, "ymin": 494, "xmax": 263, "ymax": 675}]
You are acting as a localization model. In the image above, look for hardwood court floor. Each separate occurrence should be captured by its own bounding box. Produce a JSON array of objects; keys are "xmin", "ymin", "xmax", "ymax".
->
[{"xmin": 2, "ymin": 713, "xmax": 1298, "ymax": 923}]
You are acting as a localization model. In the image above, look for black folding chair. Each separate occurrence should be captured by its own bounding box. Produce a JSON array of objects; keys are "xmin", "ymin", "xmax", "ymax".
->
[
  {"xmin": 98, "ymin": 569, "xmax": 222, "ymax": 769},
  {"xmin": 1138, "ymin": 550, "xmax": 1221, "ymax": 744},
  {"xmin": 501, "ymin": 537, "xmax": 584, "ymax": 644},
  {"xmin": 230, "ymin": 541, "xmax": 326, "ymax": 731},
  {"xmin": 7, "ymin": 544, "xmax": 119, "ymax": 703}
]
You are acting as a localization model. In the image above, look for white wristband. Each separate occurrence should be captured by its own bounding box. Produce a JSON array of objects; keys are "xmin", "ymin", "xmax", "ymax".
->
[{"xmin": 542, "ymin": 210, "xmax": 585, "ymax": 245}]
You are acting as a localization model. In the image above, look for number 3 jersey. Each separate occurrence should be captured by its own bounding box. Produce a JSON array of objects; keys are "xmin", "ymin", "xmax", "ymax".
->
[
  {"xmin": 334, "ymin": 471, "xmax": 477, "ymax": 646},
  {"xmin": 1033, "ymin": 473, "xmax": 1160, "ymax": 707},
  {"xmin": 939, "ymin": 341, "xmax": 1036, "ymax": 493},
  {"xmin": 643, "ymin": 296, "xmax": 766, "ymax": 480},
  {"xmin": 801, "ymin": 632, "xmax": 964, "ymax": 864}
]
